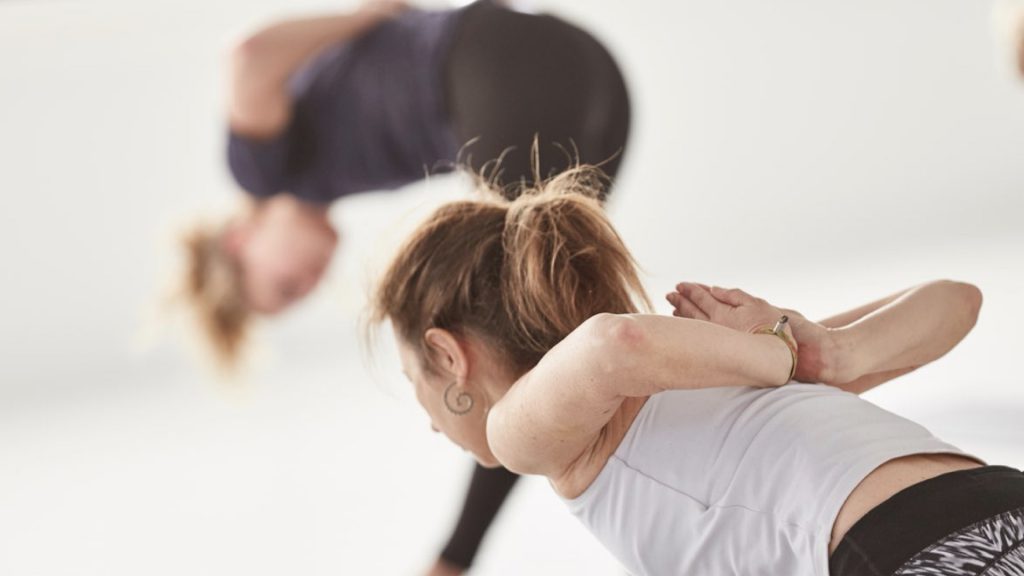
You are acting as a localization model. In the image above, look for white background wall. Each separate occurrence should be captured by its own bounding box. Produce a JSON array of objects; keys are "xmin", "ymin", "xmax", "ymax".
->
[{"xmin": 1, "ymin": 0, "xmax": 1023, "ymax": 574}]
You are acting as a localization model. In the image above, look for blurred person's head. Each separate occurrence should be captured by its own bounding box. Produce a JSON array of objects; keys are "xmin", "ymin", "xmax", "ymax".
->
[
  {"xmin": 182, "ymin": 196, "xmax": 338, "ymax": 366},
  {"xmin": 224, "ymin": 196, "xmax": 338, "ymax": 314},
  {"xmin": 369, "ymin": 167, "xmax": 649, "ymax": 466}
]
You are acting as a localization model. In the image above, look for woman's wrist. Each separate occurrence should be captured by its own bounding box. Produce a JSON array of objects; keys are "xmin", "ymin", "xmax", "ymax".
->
[
  {"xmin": 823, "ymin": 326, "xmax": 861, "ymax": 385},
  {"xmin": 751, "ymin": 317, "xmax": 798, "ymax": 385}
]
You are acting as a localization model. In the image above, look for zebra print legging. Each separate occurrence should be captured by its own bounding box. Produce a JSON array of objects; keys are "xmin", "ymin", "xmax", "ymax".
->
[
  {"xmin": 831, "ymin": 466, "xmax": 1024, "ymax": 576},
  {"xmin": 895, "ymin": 507, "xmax": 1024, "ymax": 575}
]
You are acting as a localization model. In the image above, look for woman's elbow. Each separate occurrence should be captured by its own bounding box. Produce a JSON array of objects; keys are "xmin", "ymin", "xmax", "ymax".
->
[
  {"xmin": 578, "ymin": 313, "xmax": 647, "ymax": 371},
  {"xmin": 959, "ymin": 281, "xmax": 983, "ymax": 327},
  {"xmin": 936, "ymin": 279, "xmax": 983, "ymax": 329},
  {"xmin": 229, "ymin": 35, "xmax": 266, "ymax": 75}
]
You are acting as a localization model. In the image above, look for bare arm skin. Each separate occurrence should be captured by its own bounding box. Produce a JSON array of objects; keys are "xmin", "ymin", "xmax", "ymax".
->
[
  {"xmin": 816, "ymin": 287, "xmax": 915, "ymax": 329},
  {"xmin": 488, "ymin": 312, "xmax": 795, "ymax": 479},
  {"xmin": 669, "ymin": 280, "xmax": 982, "ymax": 394},
  {"xmin": 228, "ymin": 1, "xmax": 407, "ymax": 137},
  {"xmin": 824, "ymin": 280, "xmax": 982, "ymax": 393}
]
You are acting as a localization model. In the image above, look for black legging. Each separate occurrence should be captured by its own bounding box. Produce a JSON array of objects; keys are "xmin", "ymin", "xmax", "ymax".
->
[
  {"xmin": 439, "ymin": 464, "xmax": 521, "ymax": 569},
  {"xmin": 445, "ymin": 0, "xmax": 631, "ymax": 200},
  {"xmin": 436, "ymin": 3, "xmax": 631, "ymax": 571}
]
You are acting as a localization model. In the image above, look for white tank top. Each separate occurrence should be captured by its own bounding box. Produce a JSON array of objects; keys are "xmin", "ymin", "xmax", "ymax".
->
[{"xmin": 562, "ymin": 383, "xmax": 973, "ymax": 576}]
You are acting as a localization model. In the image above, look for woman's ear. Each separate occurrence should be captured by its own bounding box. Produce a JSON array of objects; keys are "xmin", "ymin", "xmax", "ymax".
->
[{"xmin": 423, "ymin": 328, "xmax": 469, "ymax": 382}]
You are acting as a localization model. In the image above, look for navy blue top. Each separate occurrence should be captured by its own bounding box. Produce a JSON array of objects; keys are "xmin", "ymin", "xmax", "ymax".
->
[{"xmin": 227, "ymin": 8, "xmax": 463, "ymax": 204}]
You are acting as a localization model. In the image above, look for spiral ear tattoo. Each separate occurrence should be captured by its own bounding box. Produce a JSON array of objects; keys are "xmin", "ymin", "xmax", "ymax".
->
[{"xmin": 443, "ymin": 383, "xmax": 474, "ymax": 415}]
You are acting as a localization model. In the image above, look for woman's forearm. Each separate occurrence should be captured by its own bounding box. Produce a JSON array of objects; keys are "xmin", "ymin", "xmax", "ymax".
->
[
  {"xmin": 234, "ymin": 11, "xmax": 382, "ymax": 88},
  {"xmin": 817, "ymin": 287, "xmax": 915, "ymax": 328},
  {"xmin": 595, "ymin": 314, "xmax": 795, "ymax": 395},
  {"xmin": 488, "ymin": 313, "xmax": 794, "ymax": 477},
  {"xmin": 228, "ymin": 6, "xmax": 397, "ymax": 136},
  {"xmin": 830, "ymin": 280, "xmax": 982, "ymax": 384}
]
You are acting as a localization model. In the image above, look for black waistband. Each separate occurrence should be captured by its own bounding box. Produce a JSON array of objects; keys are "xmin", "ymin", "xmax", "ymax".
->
[{"xmin": 830, "ymin": 465, "xmax": 1024, "ymax": 576}]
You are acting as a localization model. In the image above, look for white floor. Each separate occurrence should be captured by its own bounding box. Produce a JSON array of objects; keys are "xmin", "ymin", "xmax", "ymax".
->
[{"xmin": 2, "ymin": 0, "xmax": 1023, "ymax": 574}]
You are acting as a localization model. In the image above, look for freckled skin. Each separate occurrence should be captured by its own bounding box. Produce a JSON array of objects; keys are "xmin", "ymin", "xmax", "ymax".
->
[{"xmin": 396, "ymin": 336, "xmax": 505, "ymax": 468}]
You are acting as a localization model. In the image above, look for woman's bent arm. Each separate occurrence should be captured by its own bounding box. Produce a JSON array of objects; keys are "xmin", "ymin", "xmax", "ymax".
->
[
  {"xmin": 228, "ymin": 2, "xmax": 406, "ymax": 137},
  {"xmin": 828, "ymin": 280, "xmax": 982, "ymax": 392},
  {"xmin": 669, "ymin": 280, "xmax": 982, "ymax": 394},
  {"xmin": 488, "ymin": 313, "xmax": 793, "ymax": 478},
  {"xmin": 816, "ymin": 287, "xmax": 915, "ymax": 329}
]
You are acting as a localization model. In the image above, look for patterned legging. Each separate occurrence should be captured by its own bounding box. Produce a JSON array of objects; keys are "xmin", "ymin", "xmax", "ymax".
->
[
  {"xmin": 896, "ymin": 507, "xmax": 1024, "ymax": 576},
  {"xmin": 830, "ymin": 466, "xmax": 1024, "ymax": 576}
]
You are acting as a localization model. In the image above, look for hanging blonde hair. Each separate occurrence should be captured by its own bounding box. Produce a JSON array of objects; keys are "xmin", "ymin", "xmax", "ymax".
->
[
  {"xmin": 178, "ymin": 219, "xmax": 251, "ymax": 370},
  {"xmin": 371, "ymin": 165, "xmax": 651, "ymax": 376}
]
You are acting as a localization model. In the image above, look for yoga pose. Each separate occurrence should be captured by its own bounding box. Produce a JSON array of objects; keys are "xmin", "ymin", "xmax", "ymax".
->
[
  {"xmin": 371, "ymin": 168, "xmax": 1024, "ymax": 575},
  {"xmin": 182, "ymin": 2, "xmax": 629, "ymax": 574},
  {"xmin": 183, "ymin": 0, "xmax": 628, "ymax": 361}
]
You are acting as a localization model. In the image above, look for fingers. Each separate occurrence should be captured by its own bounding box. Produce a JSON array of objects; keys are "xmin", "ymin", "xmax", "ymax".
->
[
  {"xmin": 709, "ymin": 286, "xmax": 755, "ymax": 307},
  {"xmin": 671, "ymin": 282, "xmax": 761, "ymax": 315},
  {"xmin": 676, "ymin": 282, "xmax": 726, "ymax": 318},
  {"xmin": 666, "ymin": 291, "xmax": 709, "ymax": 320},
  {"xmin": 671, "ymin": 283, "xmax": 727, "ymax": 321},
  {"xmin": 675, "ymin": 283, "xmax": 748, "ymax": 306},
  {"xmin": 676, "ymin": 282, "xmax": 713, "ymax": 294}
]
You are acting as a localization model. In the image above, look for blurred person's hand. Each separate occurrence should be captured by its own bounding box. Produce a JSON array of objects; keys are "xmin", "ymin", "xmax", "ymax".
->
[
  {"xmin": 359, "ymin": 0, "xmax": 410, "ymax": 20},
  {"xmin": 423, "ymin": 558, "xmax": 463, "ymax": 576}
]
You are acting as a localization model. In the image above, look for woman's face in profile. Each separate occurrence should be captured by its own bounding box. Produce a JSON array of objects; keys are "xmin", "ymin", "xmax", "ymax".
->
[
  {"xmin": 236, "ymin": 212, "xmax": 338, "ymax": 314},
  {"xmin": 395, "ymin": 335, "xmax": 502, "ymax": 469}
]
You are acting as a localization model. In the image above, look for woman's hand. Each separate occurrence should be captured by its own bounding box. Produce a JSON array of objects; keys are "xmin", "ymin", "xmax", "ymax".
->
[
  {"xmin": 358, "ymin": 0, "xmax": 410, "ymax": 21},
  {"xmin": 667, "ymin": 283, "xmax": 787, "ymax": 335},
  {"xmin": 667, "ymin": 283, "xmax": 842, "ymax": 384}
]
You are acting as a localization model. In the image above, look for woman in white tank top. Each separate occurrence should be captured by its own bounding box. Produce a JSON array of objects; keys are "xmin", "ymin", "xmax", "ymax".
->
[{"xmin": 369, "ymin": 168, "xmax": 1024, "ymax": 575}]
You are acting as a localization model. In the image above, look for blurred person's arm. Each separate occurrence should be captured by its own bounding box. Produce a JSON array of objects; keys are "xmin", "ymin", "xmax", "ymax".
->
[
  {"xmin": 228, "ymin": 0, "xmax": 408, "ymax": 137},
  {"xmin": 424, "ymin": 558, "xmax": 464, "ymax": 576},
  {"xmin": 427, "ymin": 464, "xmax": 520, "ymax": 576}
]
